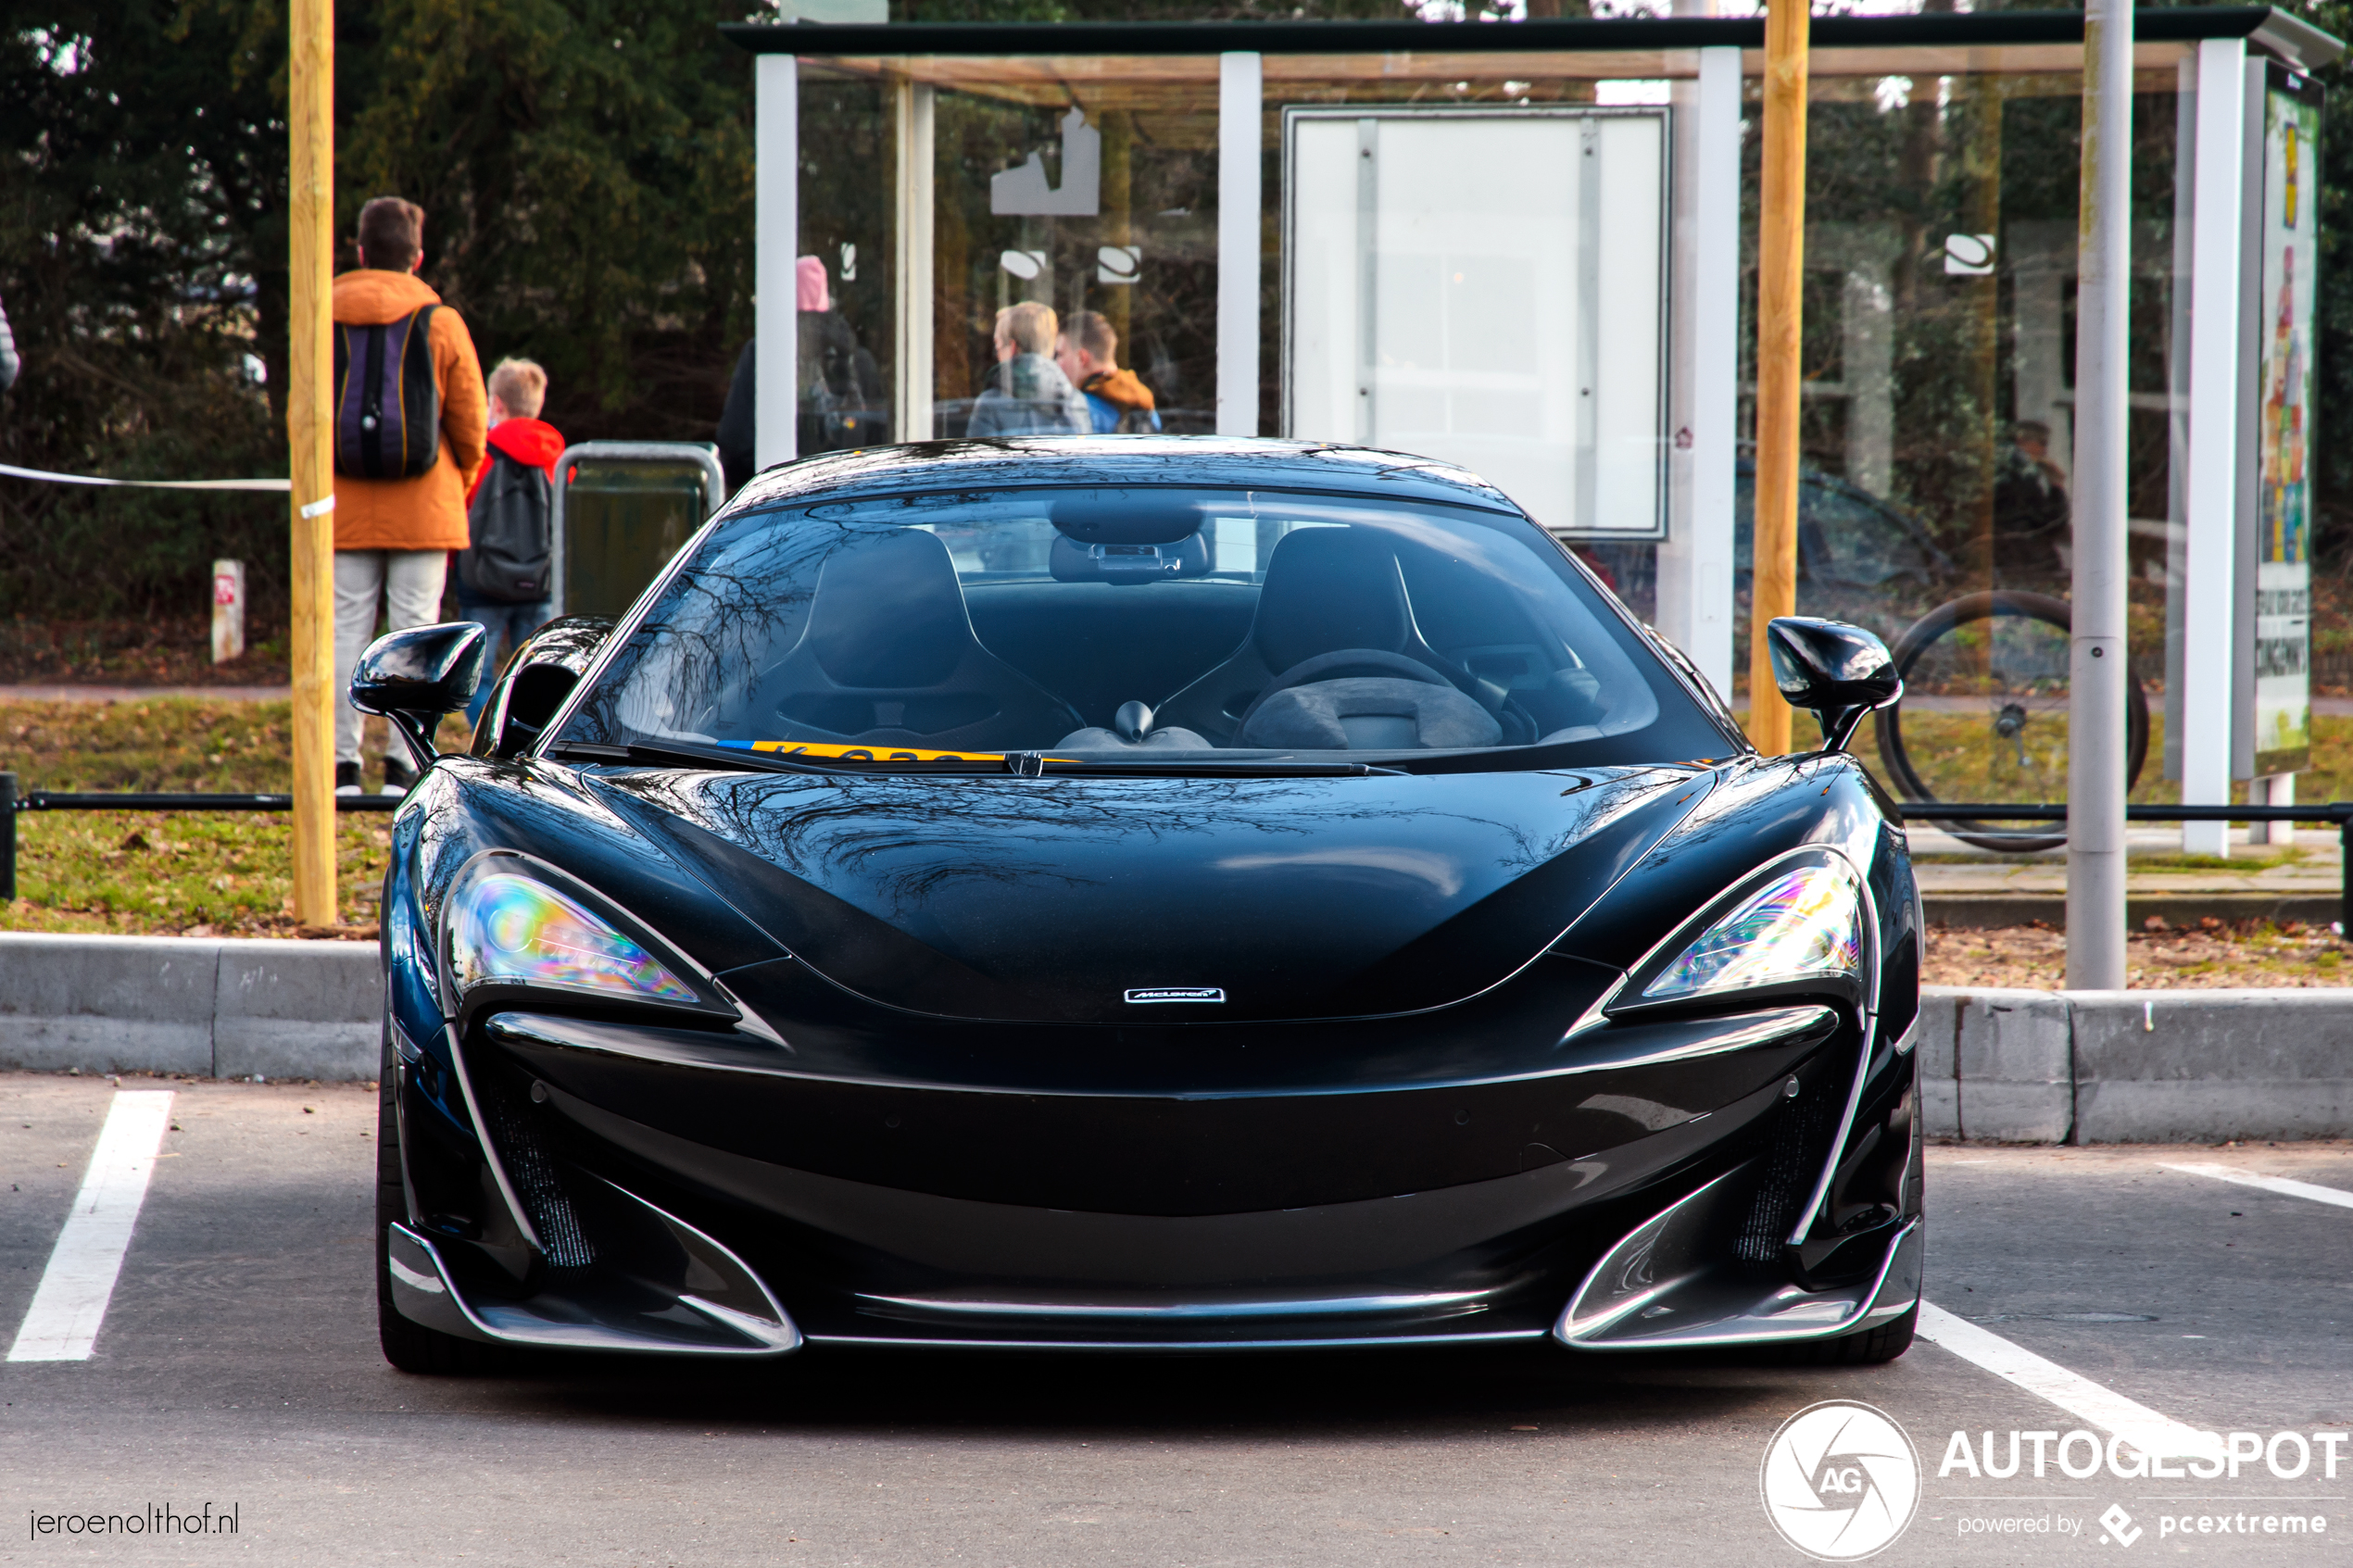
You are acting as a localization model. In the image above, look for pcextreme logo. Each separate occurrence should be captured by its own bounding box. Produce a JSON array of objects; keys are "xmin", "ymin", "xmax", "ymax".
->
[{"xmin": 1761, "ymin": 1400, "xmax": 1923, "ymax": 1561}]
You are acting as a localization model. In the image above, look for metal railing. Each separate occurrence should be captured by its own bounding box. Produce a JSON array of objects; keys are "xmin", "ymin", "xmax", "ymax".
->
[
  {"xmin": 1901, "ymin": 800, "xmax": 2353, "ymax": 928},
  {"xmin": 0, "ymin": 771, "xmax": 398, "ymax": 902}
]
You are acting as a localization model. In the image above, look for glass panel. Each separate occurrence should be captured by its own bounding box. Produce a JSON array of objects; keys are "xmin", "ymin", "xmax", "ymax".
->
[
  {"xmin": 1726, "ymin": 69, "xmax": 2186, "ymax": 805},
  {"xmin": 921, "ymin": 62, "xmax": 1225, "ymax": 438},
  {"xmin": 799, "ymin": 77, "xmax": 896, "ymax": 454}
]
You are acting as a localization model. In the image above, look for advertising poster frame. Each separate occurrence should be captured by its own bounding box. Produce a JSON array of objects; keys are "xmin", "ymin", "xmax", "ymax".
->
[{"xmin": 2236, "ymin": 60, "xmax": 2322, "ymax": 779}]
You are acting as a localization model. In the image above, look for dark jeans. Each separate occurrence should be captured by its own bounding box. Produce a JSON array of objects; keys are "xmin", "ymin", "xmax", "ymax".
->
[{"xmin": 457, "ymin": 593, "xmax": 553, "ymax": 727}]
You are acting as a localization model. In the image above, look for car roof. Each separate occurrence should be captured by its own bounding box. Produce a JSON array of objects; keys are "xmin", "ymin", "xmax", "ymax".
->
[{"xmin": 722, "ymin": 436, "xmax": 1528, "ymax": 518}]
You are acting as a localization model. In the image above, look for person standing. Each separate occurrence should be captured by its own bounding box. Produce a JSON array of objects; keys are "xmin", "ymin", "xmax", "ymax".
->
[
  {"xmin": 967, "ymin": 303, "xmax": 1088, "ymax": 438},
  {"xmin": 331, "ymin": 195, "xmax": 487, "ymax": 796},
  {"xmin": 1055, "ymin": 310, "xmax": 1160, "ymax": 434},
  {"xmin": 454, "ymin": 358, "xmax": 563, "ymax": 727}
]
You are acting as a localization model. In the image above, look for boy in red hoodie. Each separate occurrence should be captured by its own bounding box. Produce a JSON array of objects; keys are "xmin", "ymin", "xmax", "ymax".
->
[{"xmin": 454, "ymin": 358, "xmax": 565, "ymax": 726}]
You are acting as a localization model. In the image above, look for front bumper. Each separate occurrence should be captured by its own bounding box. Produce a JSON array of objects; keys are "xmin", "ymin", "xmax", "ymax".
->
[{"xmin": 388, "ymin": 984, "xmax": 1922, "ymax": 1354}]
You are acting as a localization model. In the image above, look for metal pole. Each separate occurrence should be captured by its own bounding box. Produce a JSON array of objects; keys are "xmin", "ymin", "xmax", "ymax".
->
[
  {"xmin": 2066, "ymin": 0, "xmax": 2135, "ymax": 989},
  {"xmin": 891, "ymin": 77, "xmax": 935, "ymax": 447},
  {"xmin": 286, "ymin": 0, "xmax": 336, "ymax": 926},
  {"xmin": 1216, "ymin": 51, "xmax": 1265, "ymax": 437},
  {"xmin": 1747, "ymin": 0, "xmax": 1809, "ymax": 755},
  {"xmin": 0, "ymin": 772, "xmax": 16, "ymax": 904},
  {"xmin": 2340, "ymin": 812, "xmax": 2352, "ymax": 938}
]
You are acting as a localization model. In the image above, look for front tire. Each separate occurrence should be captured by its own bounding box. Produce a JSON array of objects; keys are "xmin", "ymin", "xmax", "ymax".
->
[
  {"xmin": 375, "ymin": 1031, "xmax": 497, "ymax": 1375},
  {"xmin": 1782, "ymin": 1304, "xmax": 1918, "ymax": 1367}
]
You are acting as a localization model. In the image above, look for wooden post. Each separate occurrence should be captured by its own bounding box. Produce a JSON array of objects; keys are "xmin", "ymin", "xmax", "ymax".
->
[
  {"xmin": 1747, "ymin": 0, "xmax": 1810, "ymax": 755},
  {"xmin": 286, "ymin": 0, "xmax": 336, "ymax": 925}
]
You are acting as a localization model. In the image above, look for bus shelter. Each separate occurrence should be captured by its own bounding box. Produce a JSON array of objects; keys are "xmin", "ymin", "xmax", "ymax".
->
[{"xmin": 725, "ymin": 8, "xmax": 2337, "ymax": 848}]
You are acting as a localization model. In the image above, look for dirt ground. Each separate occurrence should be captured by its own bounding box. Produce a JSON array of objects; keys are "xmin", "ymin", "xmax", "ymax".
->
[{"xmin": 1923, "ymin": 917, "xmax": 2347, "ymax": 989}]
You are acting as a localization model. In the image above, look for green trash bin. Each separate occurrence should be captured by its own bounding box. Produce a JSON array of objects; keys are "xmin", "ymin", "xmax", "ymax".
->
[{"xmin": 550, "ymin": 442, "xmax": 726, "ymax": 620}]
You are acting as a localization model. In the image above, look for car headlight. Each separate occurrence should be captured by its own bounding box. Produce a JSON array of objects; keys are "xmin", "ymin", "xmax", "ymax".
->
[
  {"xmin": 448, "ymin": 870, "xmax": 698, "ymax": 1004},
  {"xmin": 1623, "ymin": 858, "xmax": 1868, "ymax": 1010}
]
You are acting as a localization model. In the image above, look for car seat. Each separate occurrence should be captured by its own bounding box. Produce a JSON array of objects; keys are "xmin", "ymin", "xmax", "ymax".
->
[{"xmin": 749, "ymin": 528, "xmax": 1081, "ymax": 750}]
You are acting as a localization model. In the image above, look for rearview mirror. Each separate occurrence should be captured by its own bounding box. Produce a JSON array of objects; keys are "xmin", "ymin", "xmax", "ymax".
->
[
  {"xmin": 1765, "ymin": 617, "xmax": 1901, "ymax": 753},
  {"xmin": 351, "ymin": 621, "xmax": 487, "ymax": 769}
]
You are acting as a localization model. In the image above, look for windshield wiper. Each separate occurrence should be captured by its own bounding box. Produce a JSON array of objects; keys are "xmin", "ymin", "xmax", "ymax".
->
[
  {"xmin": 549, "ymin": 738, "xmax": 1009, "ymax": 775},
  {"xmin": 1030, "ymin": 757, "xmax": 1404, "ymax": 778},
  {"xmin": 547, "ymin": 739, "xmax": 825, "ymax": 775},
  {"xmin": 550, "ymin": 739, "xmax": 1400, "ymax": 780}
]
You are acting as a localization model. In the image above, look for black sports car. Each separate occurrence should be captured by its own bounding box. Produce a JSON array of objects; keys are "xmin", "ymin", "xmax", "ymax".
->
[{"xmin": 358, "ymin": 436, "xmax": 1923, "ymax": 1373}]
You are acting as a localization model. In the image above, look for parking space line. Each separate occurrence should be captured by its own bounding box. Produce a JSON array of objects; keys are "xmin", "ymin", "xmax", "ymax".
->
[
  {"xmin": 2158, "ymin": 1162, "xmax": 2353, "ymax": 1211},
  {"xmin": 1917, "ymin": 1302, "xmax": 2220, "ymax": 1461},
  {"xmin": 6, "ymin": 1090, "xmax": 175, "ymax": 1363}
]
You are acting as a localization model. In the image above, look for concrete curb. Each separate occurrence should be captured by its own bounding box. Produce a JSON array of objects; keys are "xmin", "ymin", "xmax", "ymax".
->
[
  {"xmin": 1918, "ymin": 985, "xmax": 2353, "ymax": 1143},
  {"xmin": 0, "ymin": 933, "xmax": 381, "ymax": 1081}
]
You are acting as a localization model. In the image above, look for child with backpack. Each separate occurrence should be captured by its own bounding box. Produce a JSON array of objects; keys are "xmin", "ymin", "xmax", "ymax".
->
[{"xmin": 455, "ymin": 358, "xmax": 564, "ymax": 727}]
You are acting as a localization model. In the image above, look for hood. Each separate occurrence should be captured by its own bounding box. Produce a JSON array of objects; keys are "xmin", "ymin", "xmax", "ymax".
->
[
  {"xmin": 588, "ymin": 766, "xmax": 1708, "ymax": 1024},
  {"xmin": 332, "ymin": 268, "xmax": 443, "ymax": 325},
  {"xmin": 488, "ymin": 418, "xmax": 566, "ymax": 477},
  {"xmin": 1080, "ymin": 367, "xmax": 1156, "ymax": 412}
]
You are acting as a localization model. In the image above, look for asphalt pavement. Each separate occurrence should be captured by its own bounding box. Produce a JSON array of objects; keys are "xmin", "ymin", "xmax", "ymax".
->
[{"xmin": 2, "ymin": 1073, "xmax": 2347, "ymax": 1566}]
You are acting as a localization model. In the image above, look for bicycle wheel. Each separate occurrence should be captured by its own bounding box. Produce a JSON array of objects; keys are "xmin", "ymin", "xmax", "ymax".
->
[{"xmin": 1873, "ymin": 591, "xmax": 2149, "ymax": 852}]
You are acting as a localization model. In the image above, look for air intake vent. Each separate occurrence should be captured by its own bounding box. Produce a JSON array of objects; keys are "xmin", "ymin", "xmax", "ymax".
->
[
  {"xmin": 477, "ymin": 1078, "xmax": 595, "ymax": 1270},
  {"xmin": 1733, "ymin": 1079, "xmax": 1840, "ymax": 1267}
]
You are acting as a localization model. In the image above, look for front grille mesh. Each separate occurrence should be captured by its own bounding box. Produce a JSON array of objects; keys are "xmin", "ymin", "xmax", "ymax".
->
[{"xmin": 476, "ymin": 1075, "xmax": 595, "ymax": 1270}]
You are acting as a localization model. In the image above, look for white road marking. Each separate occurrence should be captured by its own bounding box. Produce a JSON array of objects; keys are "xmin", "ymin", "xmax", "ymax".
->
[
  {"xmin": 2159, "ymin": 1161, "xmax": 2353, "ymax": 1211},
  {"xmin": 7, "ymin": 1090, "xmax": 175, "ymax": 1363},
  {"xmin": 1917, "ymin": 1302, "xmax": 2221, "ymax": 1461}
]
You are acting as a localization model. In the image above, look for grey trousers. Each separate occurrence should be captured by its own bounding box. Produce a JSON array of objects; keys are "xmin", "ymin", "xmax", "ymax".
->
[{"xmin": 334, "ymin": 549, "xmax": 448, "ymax": 764}]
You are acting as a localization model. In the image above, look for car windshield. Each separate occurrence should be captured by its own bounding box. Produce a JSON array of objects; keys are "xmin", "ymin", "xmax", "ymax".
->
[{"xmin": 552, "ymin": 484, "xmax": 1728, "ymax": 770}]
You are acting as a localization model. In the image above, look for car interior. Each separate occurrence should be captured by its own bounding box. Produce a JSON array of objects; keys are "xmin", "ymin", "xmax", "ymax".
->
[{"xmin": 595, "ymin": 495, "xmax": 1667, "ymax": 758}]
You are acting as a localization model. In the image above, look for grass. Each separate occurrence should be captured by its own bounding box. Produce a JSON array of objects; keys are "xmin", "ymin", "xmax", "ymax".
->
[
  {"xmin": 0, "ymin": 697, "xmax": 469, "ymax": 938},
  {"xmin": 1765, "ymin": 703, "xmax": 2353, "ymax": 811},
  {"xmin": 7, "ymin": 811, "xmax": 393, "ymax": 935}
]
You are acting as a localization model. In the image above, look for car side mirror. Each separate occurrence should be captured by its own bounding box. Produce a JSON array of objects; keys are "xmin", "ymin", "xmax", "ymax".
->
[
  {"xmin": 351, "ymin": 621, "xmax": 487, "ymax": 769},
  {"xmin": 1766, "ymin": 616, "xmax": 1901, "ymax": 753}
]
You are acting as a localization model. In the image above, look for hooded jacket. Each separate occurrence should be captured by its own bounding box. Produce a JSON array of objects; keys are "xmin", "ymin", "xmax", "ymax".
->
[
  {"xmin": 465, "ymin": 417, "xmax": 566, "ymax": 508},
  {"xmin": 1078, "ymin": 367, "xmax": 1161, "ymax": 435},
  {"xmin": 966, "ymin": 354, "xmax": 1089, "ymax": 438},
  {"xmin": 330, "ymin": 270, "xmax": 487, "ymax": 551}
]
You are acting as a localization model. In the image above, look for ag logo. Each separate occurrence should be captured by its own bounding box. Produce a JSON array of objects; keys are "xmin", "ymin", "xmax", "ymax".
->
[{"xmin": 1760, "ymin": 1400, "xmax": 1922, "ymax": 1561}]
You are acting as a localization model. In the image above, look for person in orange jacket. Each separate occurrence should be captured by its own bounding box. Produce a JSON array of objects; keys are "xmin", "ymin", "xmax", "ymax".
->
[
  {"xmin": 1054, "ymin": 310, "xmax": 1161, "ymax": 434},
  {"xmin": 331, "ymin": 196, "xmax": 487, "ymax": 796}
]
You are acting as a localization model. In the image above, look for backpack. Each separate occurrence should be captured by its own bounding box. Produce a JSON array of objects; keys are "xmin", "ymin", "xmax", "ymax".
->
[
  {"xmin": 459, "ymin": 449, "xmax": 554, "ymax": 603},
  {"xmin": 332, "ymin": 305, "xmax": 442, "ymax": 479}
]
